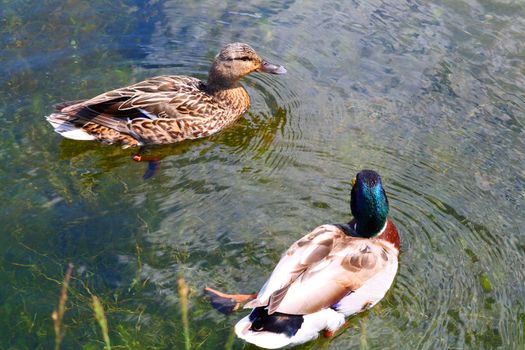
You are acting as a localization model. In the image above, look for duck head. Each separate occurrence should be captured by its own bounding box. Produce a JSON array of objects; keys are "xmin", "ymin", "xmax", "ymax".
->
[
  {"xmin": 350, "ymin": 170, "xmax": 389, "ymax": 238},
  {"xmin": 207, "ymin": 43, "xmax": 286, "ymax": 88}
]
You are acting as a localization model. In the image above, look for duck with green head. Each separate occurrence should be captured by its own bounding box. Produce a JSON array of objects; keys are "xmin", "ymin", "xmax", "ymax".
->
[{"xmin": 206, "ymin": 170, "xmax": 400, "ymax": 349}]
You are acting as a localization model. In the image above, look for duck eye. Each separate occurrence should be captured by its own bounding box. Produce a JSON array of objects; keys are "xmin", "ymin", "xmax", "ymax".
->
[{"xmin": 237, "ymin": 56, "xmax": 251, "ymax": 61}]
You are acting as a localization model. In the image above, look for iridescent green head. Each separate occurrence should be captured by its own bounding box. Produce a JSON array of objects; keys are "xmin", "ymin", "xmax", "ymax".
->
[{"xmin": 350, "ymin": 170, "xmax": 389, "ymax": 238}]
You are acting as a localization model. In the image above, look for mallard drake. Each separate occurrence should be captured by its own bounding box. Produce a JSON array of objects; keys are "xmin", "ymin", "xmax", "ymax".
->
[
  {"xmin": 46, "ymin": 43, "xmax": 286, "ymax": 147},
  {"xmin": 205, "ymin": 170, "xmax": 400, "ymax": 349}
]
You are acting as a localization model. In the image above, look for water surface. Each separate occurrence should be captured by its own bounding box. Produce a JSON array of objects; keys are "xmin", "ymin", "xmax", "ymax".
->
[{"xmin": 1, "ymin": 0, "xmax": 524, "ymax": 349}]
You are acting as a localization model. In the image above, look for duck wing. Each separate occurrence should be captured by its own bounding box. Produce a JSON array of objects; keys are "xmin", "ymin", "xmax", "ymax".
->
[
  {"xmin": 244, "ymin": 225, "xmax": 341, "ymax": 310},
  {"xmin": 246, "ymin": 225, "xmax": 398, "ymax": 315},
  {"xmin": 57, "ymin": 76, "xmax": 214, "ymax": 131}
]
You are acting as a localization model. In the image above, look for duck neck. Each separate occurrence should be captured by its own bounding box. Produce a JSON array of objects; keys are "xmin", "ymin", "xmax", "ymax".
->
[
  {"xmin": 206, "ymin": 75, "xmax": 240, "ymax": 93},
  {"xmin": 204, "ymin": 71, "xmax": 249, "ymax": 114},
  {"xmin": 355, "ymin": 219, "xmax": 387, "ymax": 238},
  {"xmin": 206, "ymin": 62, "xmax": 242, "ymax": 93},
  {"xmin": 210, "ymin": 85, "xmax": 250, "ymax": 116},
  {"xmin": 339, "ymin": 218, "xmax": 387, "ymax": 238}
]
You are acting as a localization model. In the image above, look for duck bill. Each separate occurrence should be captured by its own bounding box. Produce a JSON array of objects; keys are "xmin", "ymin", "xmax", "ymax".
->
[{"xmin": 259, "ymin": 60, "xmax": 287, "ymax": 75}]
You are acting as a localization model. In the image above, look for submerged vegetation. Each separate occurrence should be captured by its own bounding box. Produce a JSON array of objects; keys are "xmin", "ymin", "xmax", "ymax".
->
[
  {"xmin": 1, "ymin": 0, "xmax": 524, "ymax": 349},
  {"xmin": 47, "ymin": 258, "xmax": 202, "ymax": 349},
  {"xmin": 52, "ymin": 263, "xmax": 74, "ymax": 350},
  {"xmin": 92, "ymin": 295, "xmax": 111, "ymax": 350}
]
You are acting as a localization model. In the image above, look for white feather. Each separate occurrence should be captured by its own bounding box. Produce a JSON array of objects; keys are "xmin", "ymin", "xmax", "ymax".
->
[
  {"xmin": 235, "ymin": 316, "xmax": 292, "ymax": 349},
  {"xmin": 254, "ymin": 225, "xmax": 337, "ymax": 305},
  {"xmin": 335, "ymin": 256, "xmax": 398, "ymax": 316},
  {"xmin": 58, "ymin": 128, "xmax": 96, "ymax": 140},
  {"xmin": 45, "ymin": 114, "xmax": 95, "ymax": 140}
]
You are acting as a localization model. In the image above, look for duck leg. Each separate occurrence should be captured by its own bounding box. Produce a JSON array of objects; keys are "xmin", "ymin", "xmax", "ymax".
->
[
  {"xmin": 132, "ymin": 147, "xmax": 161, "ymax": 180},
  {"xmin": 204, "ymin": 287, "xmax": 257, "ymax": 315}
]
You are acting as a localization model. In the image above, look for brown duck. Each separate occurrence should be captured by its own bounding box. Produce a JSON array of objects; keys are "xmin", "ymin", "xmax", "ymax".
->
[{"xmin": 46, "ymin": 43, "xmax": 286, "ymax": 147}]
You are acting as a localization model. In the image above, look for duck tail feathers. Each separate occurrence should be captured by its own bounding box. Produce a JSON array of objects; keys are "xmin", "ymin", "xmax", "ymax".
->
[
  {"xmin": 235, "ymin": 315, "xmax": 296, "ymax": 349},
  {"xmin": 234, "ymin": 308, "xmax": 345, "ymax": 349},
  {"xmin": 45, "ymin": 113, "xmax": 95, "ymax": 141}
]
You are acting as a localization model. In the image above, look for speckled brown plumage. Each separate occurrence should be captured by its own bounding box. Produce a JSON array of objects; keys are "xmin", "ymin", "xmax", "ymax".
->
[{"xmin": 46, "ymin": 43, "xmax": 286, "ymax": 146}]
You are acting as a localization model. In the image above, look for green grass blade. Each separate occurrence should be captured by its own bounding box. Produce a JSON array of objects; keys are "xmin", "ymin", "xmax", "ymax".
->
[
  {"xmin": 52, "ymin": 263, "xmax": 74, "ymax": 350},
  {"xmin": 178, "ymin": 278, "xmax": 191, "ymax": 350},
  {"xmin": 92, "ymin": 295, "xmax": 111, "ymax": 350}
]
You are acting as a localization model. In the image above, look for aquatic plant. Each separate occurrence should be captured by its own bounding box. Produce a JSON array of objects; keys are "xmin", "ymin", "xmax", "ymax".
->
[{"xmin": 51, "ymin": 263, "xmax": 74, "ymax": 350}]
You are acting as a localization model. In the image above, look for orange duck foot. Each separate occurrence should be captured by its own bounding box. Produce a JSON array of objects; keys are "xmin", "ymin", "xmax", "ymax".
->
[
  {"xmin": 132, "ymin": 153, "xmax": 161, "ymax": 180},
  {"xmin": 323, "ymin": 320, "xmax": 351, "ymax": 338},
  {"xmin": 323, "ymin": 329, "xmax": 335, "ymax": 338},
  {"xmin": 204, "ymin": 287, "xmax": 257, "ymax": 315}
]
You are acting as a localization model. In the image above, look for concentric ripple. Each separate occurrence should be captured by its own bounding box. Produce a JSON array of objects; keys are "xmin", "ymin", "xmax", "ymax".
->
[{"xmin": 0, "ymin": 0, "xmax": 524, "ymax": 349}]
